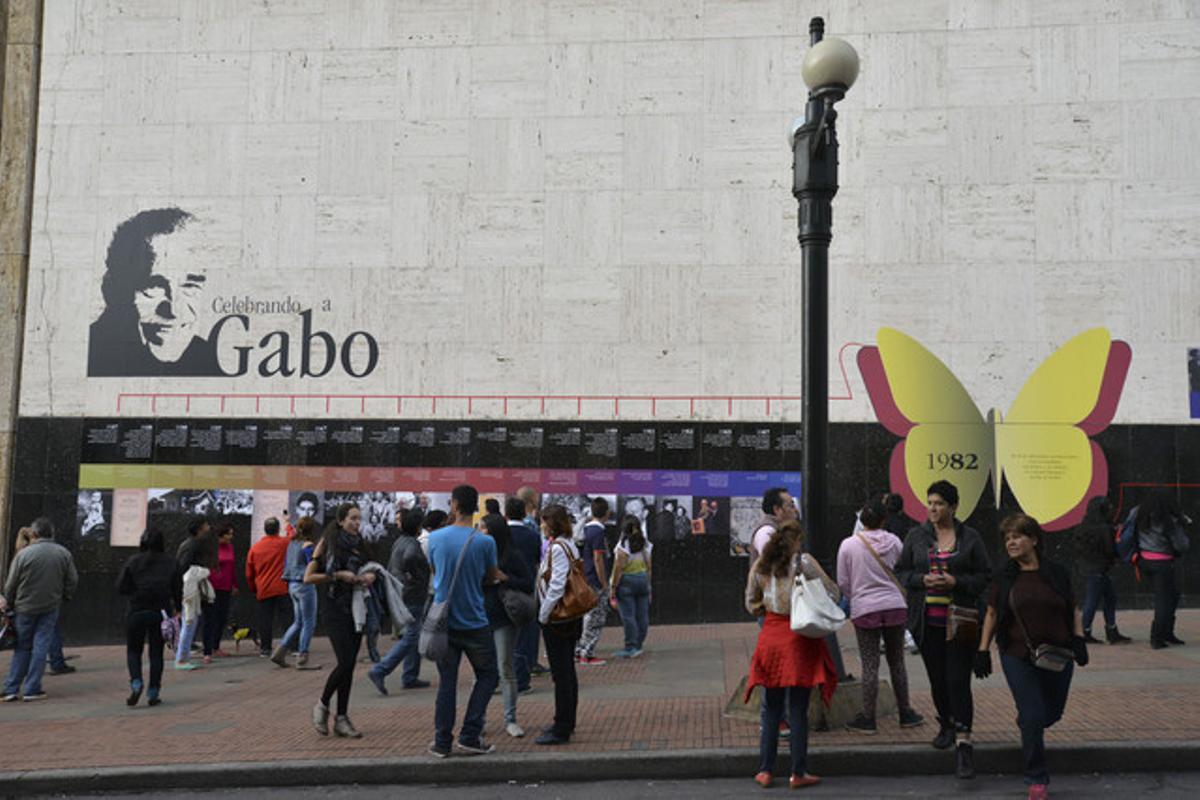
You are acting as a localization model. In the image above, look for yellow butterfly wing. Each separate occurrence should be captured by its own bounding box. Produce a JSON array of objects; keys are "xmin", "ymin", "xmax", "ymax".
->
[
  {"xmin": 997, "ymin": 328, "xmax": 1130, "ymax": 530},
  {"xmin": 864, "ymin": 328, "xmax": 994, "ymax": 521}
]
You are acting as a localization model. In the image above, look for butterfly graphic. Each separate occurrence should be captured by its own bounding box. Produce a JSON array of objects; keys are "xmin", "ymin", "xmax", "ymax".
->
[{"xmin": 857, "ymin": 328, "xmax": 1131, "ymax": 531}]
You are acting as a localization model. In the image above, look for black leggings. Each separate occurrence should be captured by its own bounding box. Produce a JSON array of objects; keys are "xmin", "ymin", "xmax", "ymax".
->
[
  {"xmin": 919, "ymin": 625, "xmax": 974, "ymax": 732},
  {"xmin": 126, "ymin": 610, "xmax": 164, "ymax": 690},
  {"xmin": 542, "ymin": 625, "xmax": 580, "ymax": 738},
  {"xmin": 321, "ymin": 606, "xmax": 362, "ymax": 716},
  {"xmin": 203, "ymin": 590, "xmax": 231, "ymax": 656}
]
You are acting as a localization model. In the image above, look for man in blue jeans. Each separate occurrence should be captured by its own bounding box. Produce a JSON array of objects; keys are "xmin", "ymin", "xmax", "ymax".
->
[
  {"xmin": 2, "ymin": 518, "xmax": 79, "ymax": 702},
  {"xmin": 426, "ymin": 485, "xmax": 502, "ymax": 757},
  {"xmin": 368, "ymin": 508, "xmax": 431, "ymax": 693}
]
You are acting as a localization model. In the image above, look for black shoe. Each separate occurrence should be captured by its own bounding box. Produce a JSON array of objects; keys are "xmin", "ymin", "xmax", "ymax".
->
[
  {"xmin": 845, "ymin": 713, "xmax": 877, "ymax": 735},
  {"xmin": 1166, "ymin": 635, "xmax": 1186, "ymax": 646},
  {"xmin": 402, "ymin": 679, "xmax": 431, "ymax": 689},
  {"xmin": 126, "ymin": 681, "xmax": 143, "ymax": 707},
  {"xmin": 535, "ymin": 731, "xmax": 570, "ymax": 745},
  {"xmin": 1105, "ymin": 626, "xmax": 1132, "ymax": 645},
  {"xmin": 932, "ymin": 723, "xmax": 955, "ymax": 750},
  {"xmin": 955, "ymin": 742, "xmax": 975, "ymax": 779},
  {"xmin": 48, "ymin": 665, "xmax": 76, "ymax": 675},
  {"xmin": 427, "ymin": 742, "xmax": 451, "ymax": 759},
  {"xmin": 1082, "ymin": 631, "xmax": 1103, "ymax": 645},
  {"xmin": 1151, "ymin": 639, "xmax": 1168, "ymax": 650},
  {"xmin": 455, "ymin": 738, "xmax": 495, "ymax": 756},
  {"xmin": 898, "ymin": 708, "xmax": 926, "ymax": 728}
]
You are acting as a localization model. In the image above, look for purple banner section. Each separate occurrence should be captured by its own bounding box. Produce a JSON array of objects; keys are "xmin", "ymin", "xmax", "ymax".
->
[
  {"xmin": 653, "ymin": 470, "xmax": 693, "ymax": 493},
  {"xmin": 579, "ymin": 469, "xmax": 619, "ymax": 493},
  {"xmin": 616, "ymin": 470, "xmax": 656, "ymax": 495}
]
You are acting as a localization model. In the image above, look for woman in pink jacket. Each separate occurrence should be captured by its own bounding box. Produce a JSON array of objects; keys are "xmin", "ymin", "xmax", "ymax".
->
[{"xmin": 837, "ymin": 495, "xmax": 926, "ymax": 734}]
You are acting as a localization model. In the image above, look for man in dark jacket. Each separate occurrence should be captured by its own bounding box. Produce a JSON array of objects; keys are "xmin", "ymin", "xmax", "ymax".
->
[
  {"xmin": 1073, "ymin": 497, "xmax": 1130, "ymax": 645},
  {"xmin": 506, "ymin": 496, "xmax": 544, "ymax": 691},
  {"xmin": 368, "ymin": 509, "xmax": 431, "ymax": 694}
]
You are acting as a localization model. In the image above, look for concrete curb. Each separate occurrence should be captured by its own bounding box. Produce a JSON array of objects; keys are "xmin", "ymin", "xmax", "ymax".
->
[{"xmin": 4, "ymin": 741, "xmax": 1198, "ymax": 795}]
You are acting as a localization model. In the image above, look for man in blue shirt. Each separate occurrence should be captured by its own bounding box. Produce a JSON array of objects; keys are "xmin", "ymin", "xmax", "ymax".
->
[
  {"xmin": 426, "ymin": 485, "xmax": 501, "ymax": 757},
  {"xmin": 576, "ymin": 497, "xmax": 611, "ymax": 665}
]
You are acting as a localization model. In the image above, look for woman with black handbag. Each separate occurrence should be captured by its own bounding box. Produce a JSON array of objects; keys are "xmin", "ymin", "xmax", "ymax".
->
[
  {"xmin": 975, "ymin": 513, "xmax": 1088, "ymax": 800},
  {"xmin": 535, "ymin": 504, "xmax": 591, "ymax": 745},
  {"xmin": 481, "ymin": 512, "xmax": 534, "ymax": 739},
  {"xmin": 895, "ymin": 480, "xmax": 992, "ymax": 779}
]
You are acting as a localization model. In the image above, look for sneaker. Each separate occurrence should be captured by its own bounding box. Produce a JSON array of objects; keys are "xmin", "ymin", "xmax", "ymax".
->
[
  {"xmin": 629, "ymin": 648, "xmax": 644, "ymax": 658},
  {"xmin": 534, "ymin": 731, "xmax": 569, "ymax": 745},
  {"xmin": 367, "ymin": 669, "xmax": 388, "ymax": 696},
  {"xmin": 1028, "ymin": 783, "xmax": 1048, "ymax": 800},
  {"xmin": 505, "ymin": 722, "xmax": 525, "ymax": 738},
  {"xmin": 898, "ymin": 708, "xmax": 926, "ymax": 728},
  {"xmin": 147, "ymin": 688, "xmax": 161, "ymax": 707},
  {"xmin": 579, "ymin": 656, "xmax": 607, "ymax": 666},
  {"xmin": 427, "ymin": 742, "xmax": 451, "ymax": 758},
  {"xmin": 955, "ymin": 742, "xmax": 975, "ymax": 780},
  {"xmin": 2, "ymin": 694, "xmax": 19, "ymax": 702},
  {"xmin": 48, "ymin": 665, "xmax": 76, "ymax": 675},
  {"xmin": 312, "ymin": 702, "xmax": 330, "ymax": 736},
  {"xmin": 127, "ymin": 680, "xmax": 144, "ymax": 707},
  {"xmin": 845, "ymin": 713, "xmax": 877, "ymax": 735},
  {"xmin": 790, "ymin": 774, "xmax": 821, "ymax": 789},
  {"xmin": 173, "ymin": 662, "xmax": 198, "ymax": 671},
  {"xmin": 333, "ymin": 715, "xmax": 362, "ymax": 738},
  {"xmin": 23, "ymin": 693, "xmax": 48, "ymax": 702},
  {"xmin": 270, "ymin": 646, "xmax": 291, "ymax": 668},
  {"xmin": 402, "ymin": 679, "xmax": 430, "ymax": 689},
  {"xmin": 518, "ymin": 685, "xmax": 534, "ymax": 695},
  {"xmin": 754, "ymin": 771, "xmax": 773, "ymax": 788},
  {"xmin": 612, "ymin": 648, "xmax": 636, "ymax": 658},
  {"xmin": 455, "ymin": 738, "xmax": 495, "ymax": 755},
  {"xmin": 530, "ymin": 663, "xmax": 550, "ymax": 676}
]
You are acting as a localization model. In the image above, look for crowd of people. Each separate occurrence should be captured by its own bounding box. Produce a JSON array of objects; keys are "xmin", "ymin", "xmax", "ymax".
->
[{"xmin": 1, "ymin": 479, "xmax": 1192, "ymax": 797}]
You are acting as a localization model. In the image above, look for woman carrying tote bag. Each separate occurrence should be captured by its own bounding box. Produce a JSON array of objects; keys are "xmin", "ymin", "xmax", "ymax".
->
[
  {"xmin": 743, "ymin": 520, "xmax": 840, "ymax": 790},
  {"xmin": 535, "ymin": 504, "xmax": 591, "ymax": 746}
]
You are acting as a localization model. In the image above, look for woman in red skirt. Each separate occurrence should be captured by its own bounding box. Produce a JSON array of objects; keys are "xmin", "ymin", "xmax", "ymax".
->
[{"xmin": 745, "ymin": 520, "xmax": 840, "ymax": 789}]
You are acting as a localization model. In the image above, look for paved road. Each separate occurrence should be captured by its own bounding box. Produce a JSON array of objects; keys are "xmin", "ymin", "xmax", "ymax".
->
[{"xmin": 27, "ymin": 773, "xmax": 1200, "ymax": 799}]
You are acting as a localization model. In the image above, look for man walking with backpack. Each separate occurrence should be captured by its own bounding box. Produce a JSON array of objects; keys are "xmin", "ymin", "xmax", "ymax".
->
[
  {"xmin": 426, "ymin": 485, "xmax": 502, "ymax": 757},
  {"xmin": 368, "ymin": 509, "xmax": 431, "ymax": 693}
]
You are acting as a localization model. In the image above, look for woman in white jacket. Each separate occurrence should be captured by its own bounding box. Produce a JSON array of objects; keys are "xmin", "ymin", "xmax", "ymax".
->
[{"xmin": 536, "ymin": 505, "xmax": 582, "ymax": 746}]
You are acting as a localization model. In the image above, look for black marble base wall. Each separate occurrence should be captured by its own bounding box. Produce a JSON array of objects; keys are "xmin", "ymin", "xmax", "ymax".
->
[{"xmin": 5, "ymin": 416, "xmax": 1198, "ymax": 644}]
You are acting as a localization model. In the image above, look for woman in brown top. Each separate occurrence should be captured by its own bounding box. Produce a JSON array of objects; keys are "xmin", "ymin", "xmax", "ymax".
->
[{"xmin": 975, "ymin": 514, "xmax": 1088, "ymax": 800}]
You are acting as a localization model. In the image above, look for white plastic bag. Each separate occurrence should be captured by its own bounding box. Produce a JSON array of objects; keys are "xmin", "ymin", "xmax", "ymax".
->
[{"xmin": 790, "ymin": 572, "xmax": 847, "ymax": 638}]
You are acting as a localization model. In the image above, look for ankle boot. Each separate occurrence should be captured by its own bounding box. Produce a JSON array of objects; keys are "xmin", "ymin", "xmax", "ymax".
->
[
  {"xmin": 1105, "ymin": 625, "xmax": 1131, "ymax": 644},
  {"xmin": 333, "ymin": 715, "xmax": 362, "ymax": 738},
  {"xmin": 312, "ymin": 702, "xmax": 330, "ymax": 735},
  {"xmin": 1083, "ymin": 630, "xmax": 1102, "ymax": 644},
  {"xmin": 955, "ymin": 741, "xmax": 975, "ymax": 779},
  {"xmin": 931, "ymin": 718, "xmax": 954, "ymax": 750},
  {"xmin": 270, "ymin": 645, "xmax": 291, "ymax": 667}
]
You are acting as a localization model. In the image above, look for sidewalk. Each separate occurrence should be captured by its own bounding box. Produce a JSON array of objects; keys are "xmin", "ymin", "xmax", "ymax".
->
[{"xmin": 2, "ymin": 610, "xmax": 1198, "ymax": 791}]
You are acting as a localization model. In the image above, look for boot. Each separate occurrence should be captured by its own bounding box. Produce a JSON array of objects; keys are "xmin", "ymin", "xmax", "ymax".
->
[
  {"xmin": 955, "ymin": 741, "xmax": 975, "ymax": 779},
  {"xmin": 333, "ymin": 715, "xmax": 362, "ymax": 738},
  {"xmin": 312, "ymin": 702, "xmax": 330, "ymax": 735},
  {"xmin": 1082, "ymin": 630, "xmax": 1102, "ymax": 645},
  {"xmin": 1166, "ymin": 634, "xmax": 1186, "ymax": 646},
  {"xmin": 270, "ymin": 645, "xmax": 291, "ymax": 668},
  {"xmin": 931, "ymin": 718, "xmax": 954, "ymax": 750},
  {"xmin": 1105, "ymin": 625, "xmax": 1131, "ymax": 645}
]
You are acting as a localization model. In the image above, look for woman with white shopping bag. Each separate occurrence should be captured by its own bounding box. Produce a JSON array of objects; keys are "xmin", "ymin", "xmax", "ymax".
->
[{"xmin": 744, "ymin": 520, "xmax": 842, "ymax": 790}]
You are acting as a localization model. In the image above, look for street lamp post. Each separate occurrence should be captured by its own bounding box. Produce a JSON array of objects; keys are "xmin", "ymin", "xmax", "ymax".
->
[{"xmin": 791, "ymin": 17, "xmax": 858, "ymax": 566}]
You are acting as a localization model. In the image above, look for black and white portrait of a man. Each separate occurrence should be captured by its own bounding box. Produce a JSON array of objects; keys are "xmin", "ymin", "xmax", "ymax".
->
[{"xmin": 88, "ymin": 208, "xmax": 221, "ymax": 376}]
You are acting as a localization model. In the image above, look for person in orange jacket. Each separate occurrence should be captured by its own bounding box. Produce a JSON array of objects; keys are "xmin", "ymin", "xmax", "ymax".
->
[{"xmin": 245, "ymin": 517, "xmax": 292, "ymax": 657}]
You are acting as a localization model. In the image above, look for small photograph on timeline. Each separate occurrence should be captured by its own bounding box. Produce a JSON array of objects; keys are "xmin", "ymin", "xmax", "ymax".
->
[
  {"xmin": 616, "ymin": 495, "xmax": 655, "ymax": 541},
  {"xmin": 691, "ymin": 496, "xmax": 731, "ymax": 537},
  {"xmin": 76, "ymin": 489, "xmax": 112, "ymax": 540},
  {"xmin": 394, "ymin": 491, "xmax": 452, "ymax": 519},
  {"xmin": 288, "ymin": 490, "xmax": 325, "ymax": 527},
  {"xmin": 729, "ymin": 496, "xmax": 762, "ymax": 557},
  {"xmin": 147, "ymin": 489, "xmax": 192, "ymax": 514},
  {"xmin": 652, "ymin": 496, "xmax": 694, "ymax": 543}
]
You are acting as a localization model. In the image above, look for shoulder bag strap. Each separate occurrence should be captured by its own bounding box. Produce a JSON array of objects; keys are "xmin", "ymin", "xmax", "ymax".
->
[
  {"xmin": 856, "ymin": 532, "xmax": 906, "ymax": 599},
  {"xmin": 444, "ymin": 529, "xmax": 478, "ymax": 600}
]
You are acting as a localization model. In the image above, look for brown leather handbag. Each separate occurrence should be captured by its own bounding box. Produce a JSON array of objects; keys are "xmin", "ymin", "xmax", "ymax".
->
[{"xmin": 544, "ymin": 540, "xmax": 598, "ymax": 622}]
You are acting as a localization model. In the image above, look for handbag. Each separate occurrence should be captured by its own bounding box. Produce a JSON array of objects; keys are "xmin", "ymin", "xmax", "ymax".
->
[
  {"xmin": 499, "ymin": 585, "xmax": 537, "ymax": 627},
  {"xmin": 543, "ymin": 540, "xmax": 598, "ymax": 623},
  {"xmin": 946, "ymin": 604, "xmax": 980, "ymax": 647},
  {"xmin": 1010, "ymin": 587, "xmax": 1074, "ymax": 672},
  {"xmin": 856, "ymin": 532, "xmax": 906, "ymax": 600},
  {"xmin": 789, "ymin": 570, "xmax": 847, "ymax": 638},
  {"xmin": 419, "ymin": 530, "xmax": 477, "ymax": 662}
]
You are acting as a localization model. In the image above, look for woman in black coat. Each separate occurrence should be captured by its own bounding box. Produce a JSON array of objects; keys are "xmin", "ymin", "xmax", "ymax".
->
[{"xmin": 894, "ymin": 480, "xmax": 991, "ymax": 779}]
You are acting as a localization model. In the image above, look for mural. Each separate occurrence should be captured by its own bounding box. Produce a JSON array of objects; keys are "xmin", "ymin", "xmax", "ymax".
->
[{"xmin": 858, "ymin": 328, "xmax": 1131, "ymax": 531}]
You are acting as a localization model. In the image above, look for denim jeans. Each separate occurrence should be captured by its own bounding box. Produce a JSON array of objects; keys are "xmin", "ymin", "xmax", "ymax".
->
[
  {"xmin": 1001, "ymin": 653, "xmax": 1073, "ymax": 785},
  {"xmin": 514, "ymin": 620, "xmax": 540, "ymax": 690},
  {"xmin": 279, "ymin": 582, "xmax": 318, "ymax": 654},
  {"xmin": 4, "ymin": 608, "xmax": 60, "ymax": 696},
  {"xmin": 493, "ymin": 624, "xmax": 519, "ymax": 724},
  {"xmin": 1081, "ymin": 573, "xmax": 1117, "ymax": 634},
  {"xmin": 175, "ymin": 612, "xmax": 201, "ymax": 663},
  {"xmin": 372, "ymin": 601, "xmax": 424, "ymax": 686},
  {"xmin": 364, "ymin": 593, "xmax": 382, "ymax": 662},
  {"xmin": 434, "ymin": 626, "xmax": 499, "ymax": 749},
  {"xmin": 616, "ymin": 573, "xmax": 650, "ymax": 650},
  {"xmin": 759, "ymin": 685, "xmax": 811, "ymax": 775},
  {"xmin": 47, "ymin": 620, "xmax": 67, "ymax": 670}
]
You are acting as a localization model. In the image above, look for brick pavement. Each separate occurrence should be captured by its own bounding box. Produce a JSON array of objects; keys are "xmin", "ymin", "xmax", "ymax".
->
[{"xmin": 1, "ymin": 610, "xmax": 1197, "ymax": 775}]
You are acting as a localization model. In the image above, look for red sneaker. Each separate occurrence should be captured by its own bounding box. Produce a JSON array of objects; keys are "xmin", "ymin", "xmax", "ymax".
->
[
  {"xmin": 754, "ymin": 771, "xmax": 773, "ymax": 788},
  {"xmin": 579, "ymin": 656, "xmax": 608, "ymax": 666},
  {"xmin": 212, "ymin": 650, "xmax": 230, "ymax": 658},
  {"xmin": 1028, "ymin": 784, "xmax": 1048, "ymax": 800}
]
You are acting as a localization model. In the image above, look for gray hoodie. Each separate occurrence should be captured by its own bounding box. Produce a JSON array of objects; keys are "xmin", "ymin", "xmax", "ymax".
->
[{"xmin": 4, "ymin": 539, "xmax": 79, "ymax": 615}]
